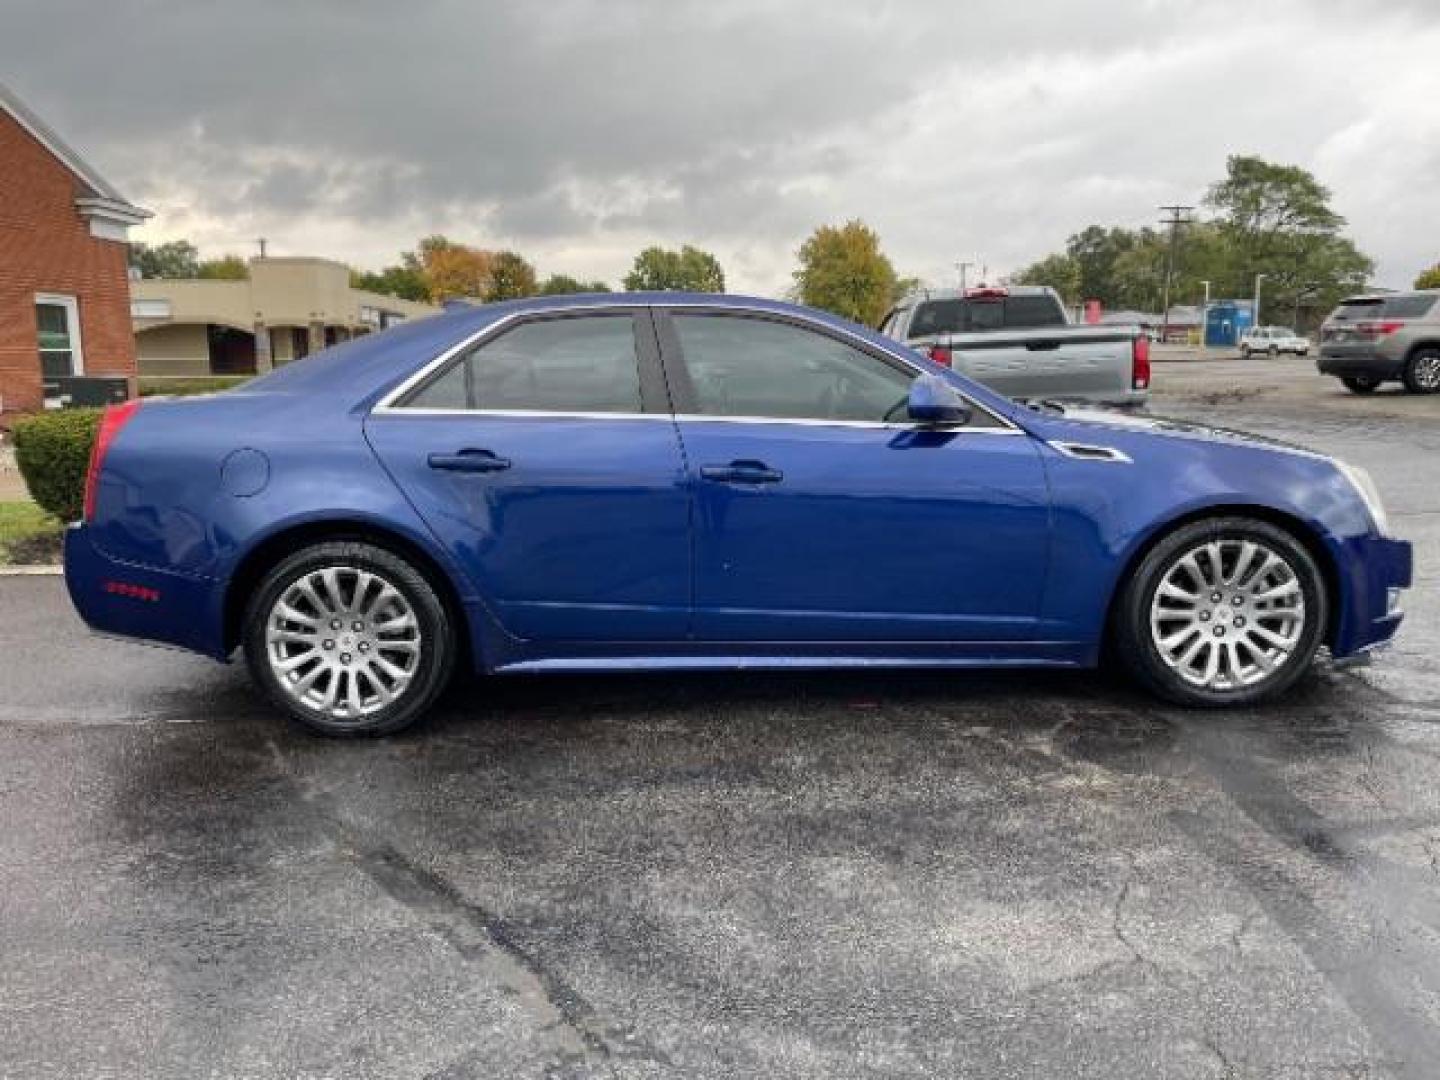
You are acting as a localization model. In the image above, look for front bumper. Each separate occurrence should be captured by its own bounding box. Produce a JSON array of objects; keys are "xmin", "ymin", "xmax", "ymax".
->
[
  {"xmin": 64, "ymin": 525, "xmax": 228, "ymax": 659},
  {"xmin": 1332, "ymin": 533, "xmax": 1413, "ymax": 658}
]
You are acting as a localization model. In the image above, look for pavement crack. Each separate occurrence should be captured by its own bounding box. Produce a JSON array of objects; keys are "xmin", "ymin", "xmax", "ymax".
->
[
  {"xmin": 1111, "ymin": 857, "xmax": 1160, "ymax": 974},
  {"xmin": 262, "ymin": 738, "xmax": 670, "ymax": 1072}
]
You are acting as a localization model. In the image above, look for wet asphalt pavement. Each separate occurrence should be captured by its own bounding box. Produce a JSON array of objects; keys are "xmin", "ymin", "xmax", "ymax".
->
[{"xmin": 2, "ymin": 358, "xmax": 1438, "ymax": 1078}]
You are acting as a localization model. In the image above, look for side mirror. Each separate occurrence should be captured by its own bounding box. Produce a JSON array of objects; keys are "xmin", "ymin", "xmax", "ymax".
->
[{"xmin": 907, "ymin": 374, "xmax": 972, "ymax": 426}]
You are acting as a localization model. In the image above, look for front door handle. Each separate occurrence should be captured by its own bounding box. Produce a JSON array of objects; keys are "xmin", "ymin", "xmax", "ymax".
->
[
  {"xmin": 700, "ymin": 459, "xmax": 783, "ymax": 484},
  {"xmin": 427, "ymin": 448, "xmax": 512, "ymax": 473}
]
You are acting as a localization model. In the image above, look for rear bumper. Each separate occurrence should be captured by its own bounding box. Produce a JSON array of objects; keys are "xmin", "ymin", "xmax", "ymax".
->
[
  {"xmin": 63, "ymin": 525, "xmax": 228, "ymax": 659},
  {"xmin": 1318, "ymin": 351, "xmax": 1402, "ymax": 380},
  {"xmin": 1332, "ymin": 534, "xmax": 1413, "ymax": 658}
]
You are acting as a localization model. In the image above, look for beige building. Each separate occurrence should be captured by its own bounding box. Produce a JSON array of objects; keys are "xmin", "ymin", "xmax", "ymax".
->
[{"xmin": 132, "ymin": 256, "xmax": 438, "ymax": 377}]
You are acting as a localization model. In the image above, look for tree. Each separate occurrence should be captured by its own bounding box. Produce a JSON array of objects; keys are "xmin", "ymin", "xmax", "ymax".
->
[
  {"xmin": 538, "ymin": 274, "xmax": 610, "ymax": 295},
  {"xmin": 792, "ymin": 220, "xmax": 897, "ymax": 327},
  {"xmin": 1415, "ymin": 264, "xmax": 1440, "ymax": 290},
  {"xmin": 892, "ymin": 275, "xmax": 922, "ymax": 302},
  {"xmin": 623, "ymin": 245, "xmax": 725, "ymax": 292},
  {"xmin": 1204, "ymin": 155, "xmax": 1372, "ymax": 326},
  {"xmin": 1011, "ymin": 156, "xmax": 1373, "ymax": 330},
  {"xmin": 351, "ymin": 263, "xmax": 430, "ymax": 302},
  {"xmin": 129, "ymin": 239, "xmax": 200, "ymax": 279},
  {"xmin": 1012, "ymin": 253, "xmax": 1082, "ymax": 305},
  {"xmin": 197, "ymin": 255, "xmax": 248, "ymax": 280},
  {"xmin": 405, "ymin": 235, "xmax": 495, "ymax": 302},
  {"xmin": 484, "ymin": 251, "xmax": 538, "ymax": 301}
]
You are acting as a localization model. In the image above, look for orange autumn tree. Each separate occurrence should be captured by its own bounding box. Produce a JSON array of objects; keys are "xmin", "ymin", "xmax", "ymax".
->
[{"xmin": 405, "ymin": 236, "xmax": 496, "ymax": 302}]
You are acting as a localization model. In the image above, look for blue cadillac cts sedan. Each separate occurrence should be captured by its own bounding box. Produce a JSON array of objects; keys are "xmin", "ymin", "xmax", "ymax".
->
[{"xmin": 65, "ymin": 293, "xmax": 1412, "ymax": 736}]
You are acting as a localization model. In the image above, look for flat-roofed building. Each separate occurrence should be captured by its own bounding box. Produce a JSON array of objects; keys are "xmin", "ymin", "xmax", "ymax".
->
[{"xmin": 132, "ymin": 256, "xmax": 437, "ymax": 378}]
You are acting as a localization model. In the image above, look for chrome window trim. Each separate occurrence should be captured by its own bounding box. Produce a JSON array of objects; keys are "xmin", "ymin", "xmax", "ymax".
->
[
  {"xmin": 377, "ymin": 406, "xmax": 1021, "ymax": 434},
  {"xmin": 371, "ymin": 300, "xmax": 1020, "ymax": 432}
]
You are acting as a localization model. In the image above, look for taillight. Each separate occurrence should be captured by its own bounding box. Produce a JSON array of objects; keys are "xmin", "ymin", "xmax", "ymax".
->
[
  {"xmin": 84, "ymin": 399, "xmax": 141, "ymax": 522},
  {"xmin": 1356, "ymin": 320, "xmax": 1403, "ymax": 336},
  {"xmin": 927, "ymin": 344, "xmax": 953, "ymax": 367},
  {"xmin": 963, "ymin": 286, "xmax": 1009, "ymax": 300},
  {"xmin": 1131, "ymin": 334, "xmax": 1151, "ymax": 390}
]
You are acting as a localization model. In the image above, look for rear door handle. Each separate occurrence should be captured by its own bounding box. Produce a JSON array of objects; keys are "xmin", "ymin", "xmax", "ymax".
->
[
  {"xmin": 700, "ymin": 459, "xmax": 783, "ymax": 484},
  {"xmin": 427, "ymin": 448, "xmax": 512, "ymax": 473}
]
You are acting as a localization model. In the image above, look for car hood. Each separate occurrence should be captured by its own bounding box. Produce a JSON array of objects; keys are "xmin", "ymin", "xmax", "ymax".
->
[{"xmin": 1032, "ymin": 406, "xmax": 1327, "ymax": 461}]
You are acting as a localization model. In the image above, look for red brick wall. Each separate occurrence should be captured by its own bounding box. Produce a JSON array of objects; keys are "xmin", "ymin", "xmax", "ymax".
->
[{"xmin": 0, "ymin": 109, "xmax": 136, "ymax": 424}]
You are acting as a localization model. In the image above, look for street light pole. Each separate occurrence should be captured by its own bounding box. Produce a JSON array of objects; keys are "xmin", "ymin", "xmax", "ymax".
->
[{"xmin": 1253, "ymin": 273, "xmax": 1266, "ymax": 330}]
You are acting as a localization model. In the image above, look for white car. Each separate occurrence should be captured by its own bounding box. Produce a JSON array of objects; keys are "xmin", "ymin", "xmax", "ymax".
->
[{"xmin": 1240, "ymin": 326, "xmax": 1310, "ymax": 357}]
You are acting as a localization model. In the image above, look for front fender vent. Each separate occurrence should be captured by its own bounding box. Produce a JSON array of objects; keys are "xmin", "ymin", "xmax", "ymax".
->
[{"xmin": 1049, "ymin": 441, "xmax": 1133, "ymax": 464}]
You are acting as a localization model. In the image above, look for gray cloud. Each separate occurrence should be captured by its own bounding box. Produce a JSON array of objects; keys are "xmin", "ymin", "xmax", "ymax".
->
[{"xmin": 5, "ymin": 0, "xmax": 1439, "ymax": 291}]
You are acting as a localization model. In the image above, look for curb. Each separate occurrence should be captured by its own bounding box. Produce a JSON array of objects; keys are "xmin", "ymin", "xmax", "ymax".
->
[{"xmin": 0, "ymin": 565, "xmax": 63, "ymax": 576}]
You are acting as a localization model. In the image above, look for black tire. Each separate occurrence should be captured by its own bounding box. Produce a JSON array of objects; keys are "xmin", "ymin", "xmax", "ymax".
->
[
  {"xmin": 1268, "ymin": 345, "xmax": 1279, "ymax": 358},
  {"xmin": 1401, "ymin": 347, "xmax": 1440, "ymax": 394},
  {"xmin": 243, "ymin": 541, "xmax": 456, "ymax": 737},
  {"xmin": 1112, "ymin": 517, "xmax": 1328, "ymax": 708},
  {"xmin": 1239, "ymin": 345, "xmax": 1252, "ymax": 359},
  {"xmin": 1341, "ymin": 375, "xmax": 1379, "ymax": 394}
]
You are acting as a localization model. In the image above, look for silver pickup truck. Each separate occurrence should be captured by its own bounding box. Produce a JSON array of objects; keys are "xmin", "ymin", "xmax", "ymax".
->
[{"xmin": 879, "ymin": 286, "xmax": 1149, "ymax": 407}]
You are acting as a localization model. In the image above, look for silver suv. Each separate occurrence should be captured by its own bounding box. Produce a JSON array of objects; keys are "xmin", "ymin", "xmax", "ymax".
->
[{"xmin": 1318, "ymin": 290, "xmax": 1440, "ymax": 394}]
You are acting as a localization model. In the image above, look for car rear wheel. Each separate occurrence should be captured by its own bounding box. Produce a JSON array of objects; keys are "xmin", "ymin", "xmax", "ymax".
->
[
  {"xmin": 243, "ymin": 542, "xmax": 455, "ymax": 737},
  {"xmin": 1268, "ymin": 345, "xmax": 1279, "ymax": 358},
  {"xmin": 1113, "ymin": 518, "xmax": 1327, "ymax": 707},
  {"xmin": 1402, "ymin": 348, "xmax": 1440, "ymax": 394},
  {"xmin": 1341, "ymin": 375, "xmax": 1380, "ymax": 394}
]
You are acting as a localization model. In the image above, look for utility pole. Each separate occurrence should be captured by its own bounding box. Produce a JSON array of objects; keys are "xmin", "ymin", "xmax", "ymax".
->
[
  {"xmin": 1253, "ymin": 273, "xmax": 1266, "ymax": 330},
  {"xmin": 1158, "ymin": 205, "xmax": 1194, "ymax": 342},
  {"xmin": 955, "ymin": 261, "xmax": 974, "ymax": 292},
  {"xmin": 255, "ymin": 237, "xmax": 268, "ymax": 258}
]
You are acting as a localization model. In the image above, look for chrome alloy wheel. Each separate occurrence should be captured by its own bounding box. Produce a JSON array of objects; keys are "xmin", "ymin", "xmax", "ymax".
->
[
  {"xmin": 1148, "ymin": 539, "xmax": 1306, "ymax": 691},
  {"xmin": 265, "ymin": 566, "xmax": 422, "ymax": 721},
  {"xmin": 1414, "ymin": 353, "xmax": 1440, "ymax": 390}
]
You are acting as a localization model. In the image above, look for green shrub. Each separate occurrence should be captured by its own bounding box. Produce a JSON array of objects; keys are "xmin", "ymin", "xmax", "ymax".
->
[{"xmin": 11, "ymin": 408, "xmax": 101, "ymax": 522}]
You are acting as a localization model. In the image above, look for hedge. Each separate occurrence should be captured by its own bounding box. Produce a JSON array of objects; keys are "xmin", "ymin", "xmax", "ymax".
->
[{"xmin": 11, "ymin": 408, "xmax": 101, "ymax": 523}]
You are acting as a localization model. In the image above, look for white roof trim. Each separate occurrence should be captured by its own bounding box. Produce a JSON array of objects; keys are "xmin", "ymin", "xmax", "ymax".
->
[{"xmin": 0, "ymin": 79, "xmax": 150, "ymax": 224}]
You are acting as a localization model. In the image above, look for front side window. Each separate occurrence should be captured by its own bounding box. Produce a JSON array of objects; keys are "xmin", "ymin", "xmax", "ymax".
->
[
  {"xmin": 404, "ymin": 314, "xmax": 643, "ymax": 413},
  {"xmin": 36, "ymin": 295, "xmax": 82, "ymax": 377},
  {"xmin": 671, "ymin": 314, "xmax": 916, "ymax": 423}
]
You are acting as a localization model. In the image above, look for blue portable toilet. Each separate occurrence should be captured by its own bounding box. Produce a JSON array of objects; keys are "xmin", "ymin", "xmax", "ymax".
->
[{"xmin": 1205, "ymin": 301, "xmax": 1254, "ymax": 347}]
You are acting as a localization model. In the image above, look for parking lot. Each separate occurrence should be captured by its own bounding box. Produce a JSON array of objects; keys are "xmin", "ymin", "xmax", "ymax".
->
[{"xmin": 2, "ymin": 354, "xmax": 1438, "ymax": 1079}]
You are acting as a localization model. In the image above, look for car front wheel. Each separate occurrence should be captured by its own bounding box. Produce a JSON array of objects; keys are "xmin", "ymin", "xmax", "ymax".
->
[
  {"xmin": 243, "ymin": 541, "xmax": 456, "ymax": 737},
  {"xmin": 1239, "ymin": 346, "xmax": 1252, "ymax": 359},
  {"xmin": 1114, "ymin": 518, "xmax": 1327, "ymax": 707}
]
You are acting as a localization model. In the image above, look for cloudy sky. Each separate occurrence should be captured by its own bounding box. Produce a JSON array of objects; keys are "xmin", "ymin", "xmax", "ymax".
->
[{"xmin": 6, "ymin": 0, "xmax": 1439, "ymax": 294}]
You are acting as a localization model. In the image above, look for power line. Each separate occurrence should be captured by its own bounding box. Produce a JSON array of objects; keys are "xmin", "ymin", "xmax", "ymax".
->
[{"xmin": 1158, "ymin": 205, "xmax": 1194, "ymax": 340}]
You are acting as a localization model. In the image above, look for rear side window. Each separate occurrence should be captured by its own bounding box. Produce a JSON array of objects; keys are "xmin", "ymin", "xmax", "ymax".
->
[
  {"xmin": 908, "ymin": 294, "xmax": 1064, "ymax": 336},
  {"xmin": 1381, "ymin": 294, "xmax": 1437, "ymax": 318},
  {"xmin": 671, "ymin": 314, "xmax": 915, "ymax": 422},
  {"xmin": 403, "ymin": 315, "xmax": 643, "ymax": 413},
  {"xmin": 1331, "ymin": 295, "xmax": 1436, "ymax": 321}
]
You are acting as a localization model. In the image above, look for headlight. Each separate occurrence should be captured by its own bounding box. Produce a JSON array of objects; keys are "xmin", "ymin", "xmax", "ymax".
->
[{"xmin": 1335, "ymin": 460, "xmax": 1390, "ymax": 536}]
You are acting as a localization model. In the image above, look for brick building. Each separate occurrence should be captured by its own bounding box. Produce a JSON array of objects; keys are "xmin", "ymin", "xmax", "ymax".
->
[{"xmin": 0, "ymin": 81, "xmax": 149, "ymax": 423}]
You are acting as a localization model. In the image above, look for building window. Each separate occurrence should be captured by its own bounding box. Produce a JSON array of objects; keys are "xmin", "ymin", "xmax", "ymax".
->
[{"xmin": 36, "ymin": 294, "xmax": 84, "ymax": 377}]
